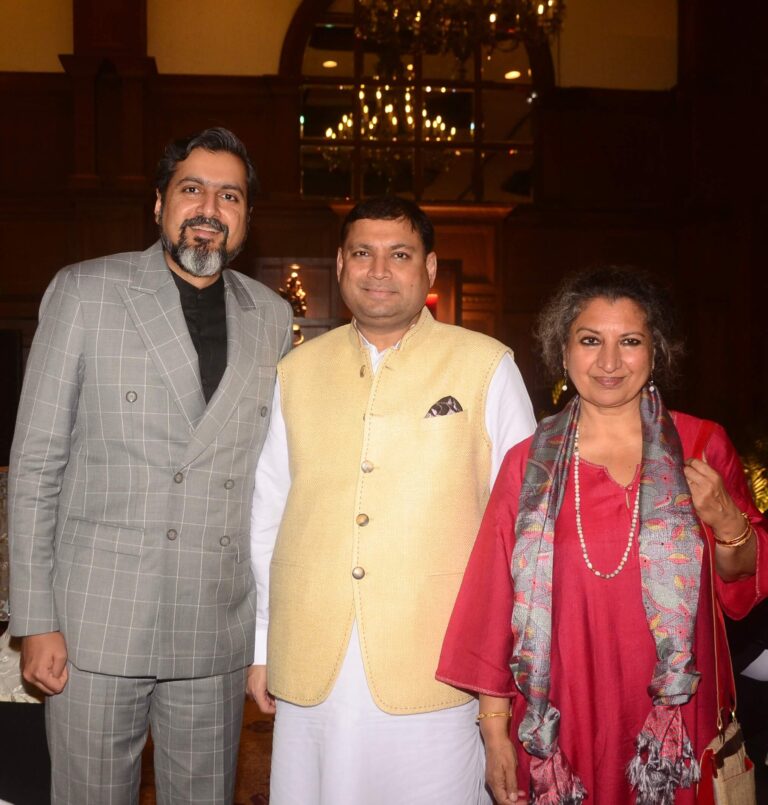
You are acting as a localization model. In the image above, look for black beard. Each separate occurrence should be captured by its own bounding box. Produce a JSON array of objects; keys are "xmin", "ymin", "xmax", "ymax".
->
[{"xmin": 160, "ymin": 214, "xmax": 243, "ymax": 277}]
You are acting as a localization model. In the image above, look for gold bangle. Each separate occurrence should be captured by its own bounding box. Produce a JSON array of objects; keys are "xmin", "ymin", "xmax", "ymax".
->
[
  {"xmin": 476, "ymin": 711, "xmax": 513, "ymax": 722},
  {"xmin": 714, "ymin": 527, "xmax": 753, "ymax": 548},
  {"xmin": 713, "ymin": 513, "xmax": 753, "ymax": 547}
]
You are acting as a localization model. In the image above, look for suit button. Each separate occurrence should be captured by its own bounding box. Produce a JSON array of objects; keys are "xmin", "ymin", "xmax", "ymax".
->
[
  {"xmin": 125, "ymin": 391, "xmax": 138, "ymax": 403},
  {"xmin": 361, "ymin": 460, "xmax": 374, "ymax": 473},
  {"xmin": 359, "ymin": 366, "xmax": 366, "ymax": 377},
  {"xmin": 219, "ymin": 535, "xmax": 231, "ymax": 547},
  {"xmin": 173, "ymin": 472, "xmax": 184, "ymax": 483},
  {"xmin": 352, "ymin": 566, "xmax": 365, "ymax": 580},
  {"xmin": 224, "ymin": 479, "xmax": 235, "ymax": 489},
  {"xmin": 355, "ymin": 513, "xmax": 369, "ymax": 526},
  {"xmin": 166, "ymin": 529, "xmax": 178, "ymax": 541},
  {"xmin": 260, "ymin": 406, "xmax": 268, "ymax": 417}
]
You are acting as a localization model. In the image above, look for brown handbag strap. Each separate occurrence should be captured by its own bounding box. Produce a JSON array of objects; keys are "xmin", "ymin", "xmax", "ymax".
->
[{"xmin": 690, "ymin": 419, "xmax": 737, "ymax": 733}]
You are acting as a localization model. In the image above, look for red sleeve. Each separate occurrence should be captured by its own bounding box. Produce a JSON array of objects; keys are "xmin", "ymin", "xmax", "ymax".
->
[
  {"xmin": 436, "ymin": 437, "xmax": 532, "ymax": 697},
  {"xmin": 677, "ymin": 414, "xmax": 767, "ymax": 618}
]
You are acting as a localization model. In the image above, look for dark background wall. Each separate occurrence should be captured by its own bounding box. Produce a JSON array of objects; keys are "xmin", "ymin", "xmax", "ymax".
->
[{"xmin": 0, "ymin": 0, "xmax": 766, "ymax": 464}]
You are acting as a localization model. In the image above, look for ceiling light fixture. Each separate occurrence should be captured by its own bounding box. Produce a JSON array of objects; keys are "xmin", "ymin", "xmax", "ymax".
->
[{"xmin": 357, "ymin": 0, "xmax": 565, "ymax": 73}]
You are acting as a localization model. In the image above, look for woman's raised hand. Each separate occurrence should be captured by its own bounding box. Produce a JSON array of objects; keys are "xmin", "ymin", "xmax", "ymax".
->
[{"xmin": 684, "ymin": 457, "xmax": 742, "ymax": 535}]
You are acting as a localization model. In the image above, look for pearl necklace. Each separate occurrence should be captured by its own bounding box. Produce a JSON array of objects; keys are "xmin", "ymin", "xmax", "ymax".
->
[{"xmin": 574, "ymin": 426, "xmax": 640, "ymax": 579}]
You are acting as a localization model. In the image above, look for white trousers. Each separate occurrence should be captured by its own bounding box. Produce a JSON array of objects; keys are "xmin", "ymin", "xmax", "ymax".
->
[{"xmin": 270, "ymin": 624, "xmax": 491, "ymax": 805}]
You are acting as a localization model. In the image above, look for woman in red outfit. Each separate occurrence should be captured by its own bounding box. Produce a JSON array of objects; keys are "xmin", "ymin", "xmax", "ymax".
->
[{"xmin": 437, "ymin": 267, "xmax": 766, "ymax": 805}]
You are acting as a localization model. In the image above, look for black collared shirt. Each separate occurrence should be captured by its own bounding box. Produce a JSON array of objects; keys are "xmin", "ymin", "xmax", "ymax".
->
[{"xmin": 171, "ymin": 270, "xmax": 227, "ymax": 403}]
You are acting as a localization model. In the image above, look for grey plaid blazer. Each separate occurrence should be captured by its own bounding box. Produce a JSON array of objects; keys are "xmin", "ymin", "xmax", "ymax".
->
[{"xmin": 9, "ymin": 242, "xmax": 292, "ymax": 679}]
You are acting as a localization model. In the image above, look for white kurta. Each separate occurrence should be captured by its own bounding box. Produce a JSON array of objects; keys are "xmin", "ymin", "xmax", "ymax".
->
[{"xmin": 251, "ymin": 340, "xmax": 536, "ymax": 805}]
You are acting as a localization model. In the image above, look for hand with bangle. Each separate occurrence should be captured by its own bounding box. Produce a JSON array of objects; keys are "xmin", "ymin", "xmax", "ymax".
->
[
  {"xmin": 477, "ymin": 695, "xmax": 527, "ymax": 803},
  {"xmin": 684, "ymin": 456, "xmax": 757, "ymax": 579},
  {"xmin": 684, "ymin": 457, "xmax": 753, "ymax": 543}
]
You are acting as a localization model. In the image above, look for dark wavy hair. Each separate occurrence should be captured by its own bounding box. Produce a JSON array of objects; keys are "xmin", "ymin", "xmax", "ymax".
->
[
  {"xmin": 535, "ymin": 265, "xmax": 684, "ymax": 388},
  {"xmin": 155, "ymin": 127, "xmax": 259, "ymax": 207},
  {"xmin": 340, "ymin": 196, "xmax": 435, "ymax": 254}
]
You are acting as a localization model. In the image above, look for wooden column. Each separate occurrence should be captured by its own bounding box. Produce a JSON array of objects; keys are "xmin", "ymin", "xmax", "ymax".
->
[
  {"xmin": 59, "ymin": 53, "xmax": 101, "ymax": 188},
  {"xmin": 61, "ymin": 0, "xmax": 155, "ymax": 190}
]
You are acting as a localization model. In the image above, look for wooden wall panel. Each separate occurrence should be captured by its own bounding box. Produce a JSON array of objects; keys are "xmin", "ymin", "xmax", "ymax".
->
[
  {"xmin": 676, "ymin": 210, "xmax": 768, "ymax": 433},
  {"xmin": 145, "ymin": 75, "xmax": 300, "ymax": 199},
  {"xmin": 73, "ymin": 0, "xmax": 146, "ymax": 55},
  {"xmin": 0, "ymin": 201, "xmax": 79, "ymax": 300},
  {"xmin": 535, "ymin": 89, "xmax": 676, "ymax": 208},
  {"xmin": 673, "ymin": 0, "xmax": 768, "ymax": 446},
  {"xmin": 73, "ymin": 199, "xmax": 150, "ymax": 261},
  {"xmin": 245, "ymin": 200, "xmax": 339, "ymax": 262},
  {"xmin": 0, "ymin": 73, "xmax": 74, "ymax": 191}
]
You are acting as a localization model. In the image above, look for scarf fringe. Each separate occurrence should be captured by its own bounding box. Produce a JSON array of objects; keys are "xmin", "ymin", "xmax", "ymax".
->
[
  {"xmin": 627, "ymin": 707, "xmax": 701, "ymax": 805},
  {"xmin": 530, "ymin": 749, "xmax": 588, "ymax": 805}
]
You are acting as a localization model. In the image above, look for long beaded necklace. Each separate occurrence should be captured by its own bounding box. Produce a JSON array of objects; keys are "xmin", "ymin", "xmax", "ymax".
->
[{"xmin": 574, "ymin": 425, "xmax": 641, "ymax": 579}]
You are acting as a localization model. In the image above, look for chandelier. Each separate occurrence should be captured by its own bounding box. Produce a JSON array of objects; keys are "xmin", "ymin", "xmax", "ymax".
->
[
  {"xmin": 325, "ymin": 84, "xmax": 457, "ymax": 145},
  {"xmin": 324, "ymin": 82, "xmax": 457, "ymax": 186},
  {"xmin": 356, "ymin": 0, "xmax": 565, "ymax": 69}
]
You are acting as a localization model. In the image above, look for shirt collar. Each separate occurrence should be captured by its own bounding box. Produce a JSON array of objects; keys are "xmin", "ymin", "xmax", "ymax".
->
[{"xmin": 170, "ymin": 269, "xmax": 224, "ymax": 305}]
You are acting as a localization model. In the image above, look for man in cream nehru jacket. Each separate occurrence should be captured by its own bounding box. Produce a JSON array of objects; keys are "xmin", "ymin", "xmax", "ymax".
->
[{"xmin": 247, "ymin": 196, "xmax": 536, "ymax": 804}]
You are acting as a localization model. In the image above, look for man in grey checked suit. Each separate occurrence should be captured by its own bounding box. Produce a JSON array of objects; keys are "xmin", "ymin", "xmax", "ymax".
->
[{"xmin": 8, "ymin": 127, "xmax": 292, "ymax": 804}]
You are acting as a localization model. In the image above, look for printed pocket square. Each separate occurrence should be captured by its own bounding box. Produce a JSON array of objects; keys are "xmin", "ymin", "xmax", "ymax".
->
[{"xmin": 425, "ymin": 396, "xmax": 463, "ymax": 417}]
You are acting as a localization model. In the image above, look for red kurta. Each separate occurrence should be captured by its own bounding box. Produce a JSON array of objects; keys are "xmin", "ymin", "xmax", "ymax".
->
[{"xmin": 437, "ymin": 412, "xmax": 766, "ymax": 804}]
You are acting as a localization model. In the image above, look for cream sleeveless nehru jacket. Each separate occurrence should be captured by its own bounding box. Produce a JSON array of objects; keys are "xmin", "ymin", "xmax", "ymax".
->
[{"xmin": 267, "ymin": 309, "xmax": 509, "ymax": 714}]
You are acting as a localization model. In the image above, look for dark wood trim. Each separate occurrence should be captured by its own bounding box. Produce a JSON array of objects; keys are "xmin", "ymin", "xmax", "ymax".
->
[
  {"xmin": 73, "ymin": 0, "xmax": 147, "ymax": 55},
  {"xmin": 280, "ymin": 0, "xmax": 335, "ymax": 78}
]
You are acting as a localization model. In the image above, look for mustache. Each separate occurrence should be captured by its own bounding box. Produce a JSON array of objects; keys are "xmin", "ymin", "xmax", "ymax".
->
[{"xmin": 181, "ymin": 216, "xmax": 228, "ymax": 235}]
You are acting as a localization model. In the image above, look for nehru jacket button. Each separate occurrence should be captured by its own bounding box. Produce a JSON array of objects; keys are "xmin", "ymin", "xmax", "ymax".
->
[
  {"xmin": 361, "ymin": 460, "xmax": 374, "ymax": 473},
  {"xmin": 224, "ymin": 479, "xmax": 235, "ymax": 490},
  {"xmin": 125, "ymin": 391, "xmax": 138, "ymax": 403},
  {"xmin": 352, "ymin": 567, "xmax": 366, "ymax": 580},
  {"xmin": 166, "ymin": 529, "xmax": 178, "ymax": 541},
  {"xmin": 260, "ymin": 406, "xmax": 268, "ymax": 417},
  {"xmin": 173, "ymin": 472, "xmax": 184, "ymax": 483},
  {"xmin": 220, "ymin": 535, "xmax": 231, "ymax": 547},
  {"xmin": 359, "ymin": 366, "xmax": 366, "ymax": 377},
  {"xmin": 356, "ymin": 513, "xmax": 369, "ymax": 526}
]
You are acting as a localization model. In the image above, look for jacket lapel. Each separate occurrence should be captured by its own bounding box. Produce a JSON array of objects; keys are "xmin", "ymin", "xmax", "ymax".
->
[
  {"xmin": 118, "ymin": 242, "xmax": 206, "ymax": 428},
  {"xmin": 181, "ymin": 270, "xmax": 265, "ymax": 467}
]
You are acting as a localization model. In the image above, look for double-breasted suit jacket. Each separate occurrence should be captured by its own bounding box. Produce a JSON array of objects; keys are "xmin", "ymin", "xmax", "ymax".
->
[{"xmin": 9, "ymin": 241, "xmax": 292, "ymax": 679}]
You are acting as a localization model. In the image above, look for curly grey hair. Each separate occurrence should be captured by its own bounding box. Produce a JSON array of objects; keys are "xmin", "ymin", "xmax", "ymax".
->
[{"xmin": 535, "ymin": 266, "xmax": 684, "ymax": 388}]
